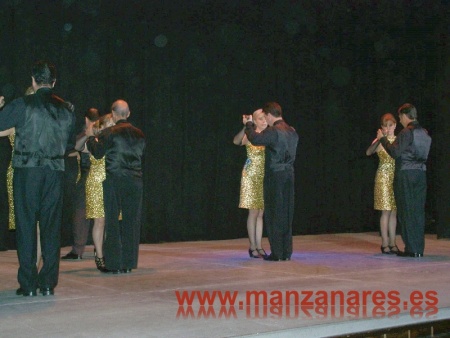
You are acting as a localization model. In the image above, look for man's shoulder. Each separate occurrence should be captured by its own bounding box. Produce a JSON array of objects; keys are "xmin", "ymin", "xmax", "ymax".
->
[
  {"xmin": 276, "ymin": 120, "xmax": 297, "ymax": 132},
  {"xmin": 0, "ymin": 97, "xmax": 26, "ymax": 117},
  {"xmin": 117, "ymin": 121, "xmax": 144, "ymax": 135},
  {"xmin": 50, "ymin": 94, "xmax": 75, "ymax": 113},
  {"xmin": 130, "ymin": 124, "xmax": 145, "ymax": 139},
  {"xmin": 7, "ymin": 96, "xmax": 26, "ymax": 107},
  {"xmin": 110, "ymin": 122, "xmax": 144, "ymax": 137}
]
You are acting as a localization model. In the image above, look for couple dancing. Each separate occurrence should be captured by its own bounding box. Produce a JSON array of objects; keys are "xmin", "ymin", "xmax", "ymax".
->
[
  {"xmin": 84, "ymin": 100, "xmax": 146, "ymax": 274},
  {"xmin": 234, "ymin": 102, "xmax": 299, "ymax": 261}
]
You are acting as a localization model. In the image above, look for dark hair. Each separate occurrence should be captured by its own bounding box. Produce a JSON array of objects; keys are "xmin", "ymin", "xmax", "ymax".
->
[
  {"xmin": 398, "ymin": 103, "xmax": 417, "ymax": 120},
  {"xmin": 262, "ymin": 102, "xmax": 282, "ymax": 117},
  {"xmin": 31, "ymin": 60, "xmax": 56, "ymax": 85},
  {"xmin": 85, "ymin": 108, "xmax": 100, "ymax": 122},
  {"xmin": 381, "ymin": 113, "xmax": 396, "ymax": 126}
]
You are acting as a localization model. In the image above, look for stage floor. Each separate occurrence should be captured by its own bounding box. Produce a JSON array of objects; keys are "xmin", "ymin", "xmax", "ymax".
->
[{"xmin": 1, "ymin": 232, "xmax": 450, "ymax": 337}]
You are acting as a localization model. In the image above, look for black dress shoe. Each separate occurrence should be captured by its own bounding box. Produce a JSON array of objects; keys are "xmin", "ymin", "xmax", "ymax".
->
[
  {"xmin": 61, "ymin": 252, "xmax": 82, "ymax": 260},
  {"xmin": 397, "ymin": 251, "xmax": 423, "ymax": 258},
  {"xmin": 282, "ymin": 257, "xmax": 291, "ymax": 261},
  {"xmin": 97, "ymin": 266, "xmax": 108, "ymax": 273},
  {"xmin": 16, "ymin": 288, "xmax": 37, "ymax": 296},
  {"xmin": 40, "ymin": 288, "xmax": 54, "ymax": 296},
  {"xmin": 263, "ymin": 254, "xmax": 281, "ymax": 261},
  {"xmin": 121, "ymin": 269, "xmax": 132, "ymax": 273},
  {"xmin": 101, "ymin": 268, "xmax": 121, "ymax": 274}
]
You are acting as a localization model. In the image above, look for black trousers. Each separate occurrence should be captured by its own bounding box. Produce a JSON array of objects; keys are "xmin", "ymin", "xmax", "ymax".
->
[
  {"xmin": 14, "ymin": 167, "xmax": 63, "ymax": 291},
  {"xmin": 103, "ymin": 175, "xmax": 143, "ymax": 270},
  {"xmin": 263, "ymin": 169, "xmax": 295, "ymax": 259},
  {"xmin": 395, "ymin": 169, "xmax": 427, "ymax": 254},
  {"xmin": 71, "ymin": 167, "xmax": 92, "ymax": 255}
]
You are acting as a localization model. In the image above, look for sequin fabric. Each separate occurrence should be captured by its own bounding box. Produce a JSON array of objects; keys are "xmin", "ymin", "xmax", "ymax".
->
[
  {"xmin": 85, "ymin": 155, "xmax": 106, "ymax": 219},
  {"xmin": 239, "ymin": 142, "xmax": 265, "ymax": 210},
  {"xmin": 374, "ymin": 137, "xmax": 396, "ymax": 210},
  {"xmin": 7, "ymin": 133, "xmax": 15, "ymax": 230}
]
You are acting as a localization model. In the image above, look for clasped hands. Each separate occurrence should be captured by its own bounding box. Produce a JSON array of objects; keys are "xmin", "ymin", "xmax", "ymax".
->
[
  {"xmin": 242, "ymin": 114, "xmax": 253, "ymax": 124},
  {"xmin": 376, "ymin": 128, "xmax": 387, "ymax": 141}
]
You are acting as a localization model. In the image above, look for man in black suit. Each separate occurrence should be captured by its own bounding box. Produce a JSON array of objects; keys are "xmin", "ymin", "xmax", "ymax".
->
[
  {"xmin": 0, "ymin": 61, "xmax": 76, "ymax": 296},
  {"xmin": 86, "ymin": 100, "xmax": 145, "ymax": 273}
]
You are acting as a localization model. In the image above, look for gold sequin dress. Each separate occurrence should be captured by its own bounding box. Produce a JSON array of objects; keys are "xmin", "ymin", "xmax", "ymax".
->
[
  {"xmin": 374, "ymin": 137, "xmax": 396, "ymax": 210},
  {"xmin": 239, "ymin": 142, "xmax": 265, "ymax": 210},
  {"xmin": 85, "ymin": 155, "xmax": 106, "ymax": 219},
  {"xmin": 7, "ymin": 133, "xmax": 15, "ymax": 230}
]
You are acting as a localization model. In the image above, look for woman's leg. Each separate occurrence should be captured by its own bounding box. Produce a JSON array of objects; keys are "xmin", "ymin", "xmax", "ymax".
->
[
  {"xmin": 255, "ymin": 209, "xmax": 267, "ymax": 257},
  {"xmin": 255, "ymin": 209, "xmax": 264, "ymax": 249},
  {"xmin": 380, "ymin": 210, "xmax": 390, "ymax": 248},
  {"xmin": 247, "ymin": 209, "xmax": 258, "ymax": 250},
  {"xmin": 388, "ymin": 210, "xmax": 398, "ymax": 247},
  {"xmin": 247, "ymin": 209, "xmax": 260, "ymax": 258},
  {"xmin": 92, "ymin": 217, "xmax": 105, "ymax": 258}
]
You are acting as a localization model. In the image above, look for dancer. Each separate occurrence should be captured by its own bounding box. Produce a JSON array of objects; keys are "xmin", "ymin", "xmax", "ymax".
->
[
  {"xmin": 245, "ymin": 102, "xmax": 298, "ymax": 261},
  {"xmin": 366, "ymin": 113, "xmax": 399, "ymax": 254},
  {"xmin": 233, "ymin": 109, "xmax": 268, "ymax": 258},
  {"xmin": 377, "ymin": 103, "xmax": 431, "ymax": 257},
  {"xmin": 83, "ymin": 114, "xmax": 114, "ymax": 271},
  {"xmin": 0, "ymin": 128, "xmax": 9, "ymax": 251},
  {"xmin": 0, "ymin": 95, "xmax": 12, "ymax": 252},
  {"xmin": 0, "ymin": 61, "xmax": 76, "ymax": 296},
  {"xmin": 0, "ymin": 87, "xmax": 44, "ymax": 268},
  {"xmin": 87, "ymin": 100, "xmax": 145, "ymax": 273},
  {"xmin": 61, "ymin": 108, "xmax": 100, "ymax": 260}
]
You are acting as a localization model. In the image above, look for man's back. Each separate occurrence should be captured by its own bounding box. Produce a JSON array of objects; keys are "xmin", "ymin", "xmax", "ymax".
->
[
  {"xmin": 13, "ymin": 88, "xmax": 75, "ymax": 171},
  {"xmin": 267, "ymin": 120, "xmax": 299, "ymax": 172},
  {"xmin": 398, "ymin": 122, "xmax": 431, "ymax": 171},
  {"xmin": 101, "ymin": 120, "xmax": 145, "ymax": 177}
]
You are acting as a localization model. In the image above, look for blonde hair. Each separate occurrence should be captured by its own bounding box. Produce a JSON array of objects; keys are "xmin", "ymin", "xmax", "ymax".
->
[
  {"xmin": 25, "ymin": 86, "xmax": 34, "ymax": 95},
  {"xmin": 252, "ymin": 108, "xmax": 264, "ymax": 119},
  {"xmin": 92, "ymin": 113, "xmax": 114, "ymax": 136}
]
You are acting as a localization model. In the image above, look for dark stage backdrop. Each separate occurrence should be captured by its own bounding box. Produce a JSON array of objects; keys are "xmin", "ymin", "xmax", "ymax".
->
[{"xmin": 0, "ymin": 1, "xmax": 449, "ymax": 243}]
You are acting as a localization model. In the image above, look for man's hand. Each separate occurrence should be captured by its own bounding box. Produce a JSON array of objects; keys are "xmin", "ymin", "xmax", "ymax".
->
[{"xmin": 0, "ymin": 96, "xmax": 5, "ymax": 109}]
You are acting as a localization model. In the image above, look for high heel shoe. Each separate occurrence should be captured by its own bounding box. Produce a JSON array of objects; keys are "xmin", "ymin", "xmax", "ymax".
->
[
  {"xmin": 95, "ymin": 256, "xmax": 107, "ymax": 272},
  {"xmin": 389, "ymin": 245, "xmax": 400, "ymax": 254},
  {"xmin": 381, "ymin": 246, "xmax": 390, "ymax": 254},
  {"xmin": 256, "ymin": 248, "xmax": 268, "ymax": 259},
  {"xmin": 248, "ymin": 248, "xmax": 260, "ymax": 258}
]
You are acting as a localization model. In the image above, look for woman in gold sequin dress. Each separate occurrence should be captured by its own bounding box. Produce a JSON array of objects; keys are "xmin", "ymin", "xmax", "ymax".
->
[
  {"xmin": 84, "ymin": 114, "xmax": 115, "ymax": 271},
  {"xmin": 366, "ymin": 113, "xmax": 399, "ymax": 254},
  {"xmin": 0, "ymin": 124, "xmax": 16, "ymax": 232},
  {"xmin": 233, "ymin": 109, "xmax": 268, "ymax": 258}
]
